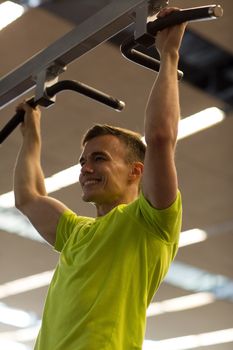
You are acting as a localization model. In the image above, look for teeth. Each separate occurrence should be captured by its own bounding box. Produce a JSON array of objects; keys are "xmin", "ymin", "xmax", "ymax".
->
[{"xmin": 84, "ymin": 180, "xmax": 99, "ymax": 186}]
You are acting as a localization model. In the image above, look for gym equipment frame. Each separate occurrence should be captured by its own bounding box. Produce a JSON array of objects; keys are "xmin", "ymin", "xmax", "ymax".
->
[{"xmin": 0, "ymin": 1, "xmax": 223, "ymax": 144}]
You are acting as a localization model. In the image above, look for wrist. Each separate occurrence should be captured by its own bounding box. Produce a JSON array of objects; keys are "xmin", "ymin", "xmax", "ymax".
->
[
  {"xmin": 160, "ymin": 49, "xmax": 179, "ymax": 62},
  {"xmin": 159, "ymin": 51, "xmax": 179, "ymax": 75}
]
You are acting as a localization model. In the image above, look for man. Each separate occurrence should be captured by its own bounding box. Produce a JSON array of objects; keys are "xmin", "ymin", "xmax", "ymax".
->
[{"xmin": 14, "ymin": 7, "xmax": 186, "ymax": 350}]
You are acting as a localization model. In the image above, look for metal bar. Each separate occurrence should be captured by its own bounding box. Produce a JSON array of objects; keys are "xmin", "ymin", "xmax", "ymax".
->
[
  {"xmin": 0, "ymin": 80, "xmax": 125, "ymax": 144},
  {"xmin": 121, "ymin": 5, "xmax": 223, "ymax": 78},
  {"xmin": 46, "ymin": 80, "xmax": 125, "ymax": 111},
  {"xmin": 0, "ymin": 97, "xmax": 36, "ymax": 144},
  {"xmin": 147, "ymin": 5, "xmax": 223, "ymax": 35},
  {"xmin": 0, "ymin": 0, "xmax": 164, "ymax": 109},
  {"xmin": 121, "ymin": 37, "xmax": 183, "ymax": 79}
]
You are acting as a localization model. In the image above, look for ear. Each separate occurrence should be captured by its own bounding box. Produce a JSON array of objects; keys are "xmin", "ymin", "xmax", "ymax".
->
[{"xmin": 128, "ymin": 162, "xmax": 144, "ymax": 182}]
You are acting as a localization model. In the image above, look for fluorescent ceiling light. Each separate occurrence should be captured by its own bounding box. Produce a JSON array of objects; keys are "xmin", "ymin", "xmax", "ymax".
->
[
  {"xmin": 0, "ymin": 303, "xmax": 37, "ymax": 327},
  {"xmin": 0, "ymin": 1, "xmax": 25, "ymax": 31},
  {"xmin": 165, "ymin": 261, "xmax": 233, "ymax": 300},
  {"xmin": 0, "ymin": 107, "xmax": 224, "ymax": 208},
  {"xmin": 0, "ymin": 192, "xmax": 14, "ymax": 208},
  {"xmin": 178, "ymin": 107, "xmax": 225, "ymax": 140},
  {"xmin": 0, "ymin": 206, "xmax": 210, "ymax": 246},
  {"xmin": 179, "ymin": 228, "xmax": 207, "ymax": 247},
  {"xmin": 143, "ymin": 328, "xmax": 233, "ymax": 350},
  {"xmin": 146, "ymin": 292, "xmax": 215, "ymax": 317},
  {"xmin": 44, "ymin": 164, "xmax": 80, "ymax": 193},
  {"xmin": 27, "ymin": 0, "xmax": 41, "ymax": 7},
  {"xmin": 1, "ymin": 327, "xmax": 233, "ymax": 350},
  {"xmin": 0, "ymin": 164, "xmax": 81, "ymax": 208},
  {"xmin": 0, "ymin": 270, "xmax": 54, "ymax": 299},
  {"xmin": 0, "ymin": 324, "xmax": 40, "ymax": 342},
  {"xmin": 141, "ymin": 107, "xmax": 224, "ymax": 144},
  {"xmin": 0, "ymin": 340, "xmax": 30, "ymax": 350},
  {"xmin": 0, "ymin": 206, "xmax": 42, "ymax": 241}
]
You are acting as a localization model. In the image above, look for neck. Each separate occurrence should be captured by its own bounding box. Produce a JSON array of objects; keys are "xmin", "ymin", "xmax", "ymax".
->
[{"xmin": 95, "ymin": 190, "xmax": 139, "ymax": 217}]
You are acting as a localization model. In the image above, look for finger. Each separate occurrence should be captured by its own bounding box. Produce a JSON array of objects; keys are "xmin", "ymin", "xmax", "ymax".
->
[
  {"xmin": 16, "ymin": 100, "xmax": 27, "ymax": 112},
  {"xmin": 16, "ymin": 100, "xmax": 38, "ymax": 113},
  {"xmin": 15, "ymin": 100, "xmax": 33, "ymax": 113},
  {"xmin": 157, "ymin": 7, "xmax": 180, "ymax": 18}
]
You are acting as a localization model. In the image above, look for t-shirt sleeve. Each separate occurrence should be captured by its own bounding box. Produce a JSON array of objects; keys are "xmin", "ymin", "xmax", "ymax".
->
[
  {"xmin": 138, "ymin": 190, "xmax": 182, "ymax": 244},
  {"xmin": 54, "ymin": 209, "xmax": 83, "ymax": 252}
]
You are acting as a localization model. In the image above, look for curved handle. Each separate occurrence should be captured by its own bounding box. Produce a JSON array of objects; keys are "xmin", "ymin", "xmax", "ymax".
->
[
  {"xmin": 0, "ymin": 80, "xmax": 125, "ymax": 144},
  {"xmin": 0, "ymin": 98, "xmax": 36, "ymax": 144},
  {"xmin": 46, "ymin": 80, "xmax": 125, "ymax": 112},
  {"xmin": 121, "ymin": 5, "xmax": 223, "ymax": 77},
  {"xmin": 121, "ymin": 37, "xmax": 183, "ymax": 79}
]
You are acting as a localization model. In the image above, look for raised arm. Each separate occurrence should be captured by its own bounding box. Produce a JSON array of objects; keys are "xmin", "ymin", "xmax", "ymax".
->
[
  {"xmin": 14, "ymin": 102, "xmax": 68, "ymax": 245},
  {"xmin": 142, "ymin": 7, "xmax": 186, "ymax": 209}
]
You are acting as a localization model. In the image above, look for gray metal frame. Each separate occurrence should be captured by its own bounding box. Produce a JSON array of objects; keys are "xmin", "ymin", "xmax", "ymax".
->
[{"xmin": 0, "ymin": 0, "xmax": 166, "ymax": 109}]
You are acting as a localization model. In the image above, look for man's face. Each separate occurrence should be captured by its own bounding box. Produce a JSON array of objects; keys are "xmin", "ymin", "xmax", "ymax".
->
[{"xmin": 79, "ymin": 135, "xmax": 133, "ymax": 206}]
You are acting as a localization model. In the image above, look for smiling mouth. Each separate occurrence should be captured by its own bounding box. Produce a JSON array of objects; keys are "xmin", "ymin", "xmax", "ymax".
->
[{"xmin": 83, "ymin": 179, "xmax": 101, "ymax": 187}]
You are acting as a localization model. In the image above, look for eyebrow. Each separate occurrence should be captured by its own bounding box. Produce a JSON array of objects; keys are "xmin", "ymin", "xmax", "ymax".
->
[{"xmin": 79, "ymin": 151, "xmax": 109, "ymax": 164}]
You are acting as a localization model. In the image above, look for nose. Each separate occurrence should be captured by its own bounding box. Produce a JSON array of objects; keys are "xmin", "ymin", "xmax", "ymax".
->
[{"xmin": 80, "ymin": 161, "xmax": 94, "ymax": 175}]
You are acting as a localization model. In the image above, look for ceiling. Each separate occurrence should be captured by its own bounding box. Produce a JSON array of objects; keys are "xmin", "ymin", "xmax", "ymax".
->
[{"xmin": 0, "ymin": 0, "xmax": 233, "ymax": 349}]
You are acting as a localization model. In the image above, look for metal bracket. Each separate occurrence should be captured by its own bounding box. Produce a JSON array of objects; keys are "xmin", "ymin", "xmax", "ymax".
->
[
  {"xmin": 134, "ymin": 2, "xmax": 148, "ymax": 39},
  {"xmin": 134, "ymin": 2, "xmax": 154, "ymax": 47},
  {"xmin": 121, "ymin": 5, "xmax": 223, "ymax": 78},
  {"xmin": 33, "ymin": 62, "xmax": 67, "ymax": 107},
  {"xmin": 0, "ymin": 0, "xmax": 145, "ymax": 109},
  {"xmin": 134, "ymin": 0, "xmax": 169, "ymax": 47}
]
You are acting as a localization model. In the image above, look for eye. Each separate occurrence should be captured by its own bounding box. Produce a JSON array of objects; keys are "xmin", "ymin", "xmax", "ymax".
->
[{"xmin": 95, "ymin": 155, "xmax": 105, "ymax": 161}]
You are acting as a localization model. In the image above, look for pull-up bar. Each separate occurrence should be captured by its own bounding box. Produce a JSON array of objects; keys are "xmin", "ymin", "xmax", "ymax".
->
[
  {"xmin": 0, "ymin": 0, "xmax": 163, "ymax": 109},
  {"xmin": 121, "ymin": 5, "xmax": 223, "ymax": 77},
  {"xmin": 0, "ymin": 2, "xmax": 223, "ymax": 144},
  {"xmin": 0, "ymin": 80, "xmax": 125, "ymax": 144}
]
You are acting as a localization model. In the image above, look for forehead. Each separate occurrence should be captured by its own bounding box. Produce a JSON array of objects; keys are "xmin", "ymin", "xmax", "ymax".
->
[{"xmin": 80, "ymin": 134, "xmax": 126, "ymax": 159}]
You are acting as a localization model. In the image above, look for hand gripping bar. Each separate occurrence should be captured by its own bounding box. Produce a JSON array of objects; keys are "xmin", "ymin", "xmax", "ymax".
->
[
  {"xmin": 0, "ymin": 80, "xmax": 125, "ymax": 144},
  {"xmin": 121, "ymin": 5, "xmax": 223, "ymax": 77}
]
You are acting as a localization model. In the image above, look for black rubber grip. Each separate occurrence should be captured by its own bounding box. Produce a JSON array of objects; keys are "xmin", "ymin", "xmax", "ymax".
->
[
  {"xmin": 0, "ymin": 98, "xmax": 36, "ymax": 144},
  {"xmin": 121, "ymin": 5, "xmax": 223, "ymax": 78},
  {"xmin": 0, "ymin": 111, "xmax": 24, "ymax": 144},
  {"xmin": 0, "ymin": 81, "xmax": 125, "ymax": 144},
  {"xmin": 147, "ymin": 5, "xmax": 223, "ymax": 35},
  {"xmin": 46, "ymin": 80, "xmax": 125, "ymax": 112},
  {"xmin": 121, "ymin": 37, "xmax": 183, "ymax": 79}
]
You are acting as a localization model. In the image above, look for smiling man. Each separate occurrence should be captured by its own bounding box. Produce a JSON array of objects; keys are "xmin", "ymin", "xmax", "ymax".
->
[
  {"xmin": 79, "ymin": 127, "xmax": 145, "ymax": 215},
  {"xmin": 14, "ymin": 7, "xmax": 186, "ymax": 350}
]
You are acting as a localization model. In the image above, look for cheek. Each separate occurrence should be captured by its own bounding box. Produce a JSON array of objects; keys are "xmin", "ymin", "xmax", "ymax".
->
[{"xmin": 113, "ymin": 169, "xmax": 130, "ymax": 186}]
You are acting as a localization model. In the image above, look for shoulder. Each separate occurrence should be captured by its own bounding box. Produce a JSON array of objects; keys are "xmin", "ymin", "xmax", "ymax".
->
[
  {"xmin": 124, "ymin": 190, "xmax": 181, "ymax": 215},
  {"xmin": 55, "ymin": 210, "xmax": 94, "ymax": 251},
  {"xmin": 123, "ymin": 190, "xmax": 182, "ymax": 243}
]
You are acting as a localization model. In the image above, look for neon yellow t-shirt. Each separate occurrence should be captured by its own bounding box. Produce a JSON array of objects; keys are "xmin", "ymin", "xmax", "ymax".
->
[{"xmin": 34, "ymin": 191, "xmax": 182, "ymax": 350}]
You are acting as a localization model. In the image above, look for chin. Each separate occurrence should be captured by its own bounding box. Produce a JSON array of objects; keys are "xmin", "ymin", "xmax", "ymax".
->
[
  {"xmin": 82, "ymin": 191, "xmax": 98, "ymax": 203},
  {"xmin": 82, "ymin": 193, "xmax": 91, "ymax": 202}
]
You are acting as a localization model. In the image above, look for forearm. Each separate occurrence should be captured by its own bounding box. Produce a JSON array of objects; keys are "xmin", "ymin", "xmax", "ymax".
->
[
  {"xmin": 12, "ymin": 103, "xmax": 68, "ymax": 245},
  {"xmin": 145, "ymin": 51, "xmax": 180, "ymax": 146},
  {"xmin": 142, "ymin": 8, "xmax": 186, "ymax": 209},
  {"xmin": 14, "ymin": 108, "xmax": 47, "ymax": 208},
  {"xmin": 145, "ymin": 7, "xmax": 186, "ymax": 146}
]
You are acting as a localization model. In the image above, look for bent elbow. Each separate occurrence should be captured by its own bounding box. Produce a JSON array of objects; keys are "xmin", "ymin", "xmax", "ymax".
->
[
  {"xmin": 14, "ymin": 192, "xmax": 38, "ymax": 214},
  {"xmin": 14, "ymin": 197, "xmax": 28, "ymax": 215}
]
